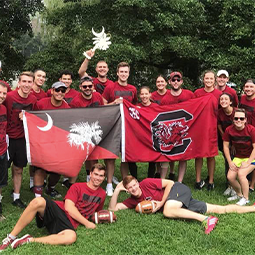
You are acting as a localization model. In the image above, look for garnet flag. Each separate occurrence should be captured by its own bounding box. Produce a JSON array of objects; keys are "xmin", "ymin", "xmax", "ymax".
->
[
  {"xmin": 121, "ymin": 94, "xmax": 218, "ymax": 162},
  {"xmin": 23, "ymin": 105, "xmax": 121, "ymax": 177}
]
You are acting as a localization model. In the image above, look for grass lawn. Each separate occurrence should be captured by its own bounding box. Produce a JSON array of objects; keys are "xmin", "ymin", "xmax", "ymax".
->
[{"xmin": 1, "ymin": 154, "xmax": 255, "ymax": 255}]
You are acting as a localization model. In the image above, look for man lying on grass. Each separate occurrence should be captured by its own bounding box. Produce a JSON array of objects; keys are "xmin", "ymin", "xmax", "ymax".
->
[
  {"xmin": 108, "ymin": 176, "xmax": 255, "ymax": 234},
  {"xmin": 0, "ymin": 163, "xmax": 106, "ymax": 251}
]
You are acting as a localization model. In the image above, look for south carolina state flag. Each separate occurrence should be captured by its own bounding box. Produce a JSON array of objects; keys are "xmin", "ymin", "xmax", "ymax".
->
[
  {"xmin": 23, "ymin": 105, "xmax": 121, "ymax": 177},
  {"xmin": 121, "ymin": 94, "xmax": 218, "ymax": 162}
]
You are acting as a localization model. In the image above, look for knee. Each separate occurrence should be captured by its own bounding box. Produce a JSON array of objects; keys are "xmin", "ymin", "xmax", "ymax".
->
[
  {"xmin": 238, "ymin": 172, "xmax": 247, "ymax": 180},
  {"xmin": 163, "ymin": 207, "xmax": 177, "ymax": 219},
  {"xmin": 13, "ymin": 167, "xmax": 23, "ymax": 175},
  {"xmin": 65, "ymin": 231, "xmax": 77, "ymax": 245},
  {"xmin": 29, "ymin": 197, "xmax": 46, "ymax": 209}
]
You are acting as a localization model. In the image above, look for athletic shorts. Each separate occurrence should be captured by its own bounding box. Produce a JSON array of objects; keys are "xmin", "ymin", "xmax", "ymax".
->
[
  {"xmin": 166, "ymin": 182, "xmax": 207, "ymax": 214},
  {"xmin": 8, "ymin": 138, "xmax": 27, "ymax": 168},
  {"xmin": 0, "ymin": 151, "xmax": 8, "ymax": 188},
  {"xmin": 36, "ymin": 197, "xmax": 75, "ymax": 234},
  {"xmin": 233, "ymin": 157, "xmax": 255, "ymax": 167}
]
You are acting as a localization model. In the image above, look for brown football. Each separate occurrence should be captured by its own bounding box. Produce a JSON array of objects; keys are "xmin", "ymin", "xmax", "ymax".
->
[
  {"xmin": 90, "ymin": 210, "xmax": 117, "ymax": 224},
  {"xmin": 135, "ymin": 200, "xmax": 156, "ymax": 214}
]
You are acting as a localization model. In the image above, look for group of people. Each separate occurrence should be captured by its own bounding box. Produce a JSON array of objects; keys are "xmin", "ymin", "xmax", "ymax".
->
[{"xmin": 1, "ymin": 50, "xmax": 255, "ymax": 250}]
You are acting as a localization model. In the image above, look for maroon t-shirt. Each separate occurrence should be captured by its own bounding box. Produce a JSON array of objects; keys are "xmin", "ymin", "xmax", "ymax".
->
[
  {"xmin": 30, "ymin": 88, "xmax": 47, "ymax": 101},
  {"xmin": 217, "ymin": 108, "xmax": 235, "ymax": 132},
  {"xmin": 161, "ymin": 89, "xmax": 194, "ymax": 105},
  {"xmin": 223, "ymin": 124, "xmax": 255, "ymax": 158},
  {"xmin": 239, "ymin": 95, "xmax": 255, "ymax": 126},
  {"xmin": 35, "ymin": 97, "xmax": 70, "ymax": 110},
  {"xmin": 222, "ymin": 86, "xmax": 239, "ymax": 107},
  {"xmin": 0, "ymin": 104, "xmax": 7, "ymax": 155},
  {"xmin": 47, "ymin": 88, "xmax": 79, "ymax": 104},
  {"xmin": 55, "ymin": 182, "xmax": 106, "ymax": 229},
  {"xmin": 102, "ymin": 82, "xmax": 138, "ymax": 104},
  {"xmin": 4, "ymin": 90, "xmax": 37, "ymax": 139},
  {"xmin": 194, "ymin": 87, "xmax": 222, "ymax": 101},
  {"xmin": 92, "ymin": 77, "xmax": 114, "ymax": 95},
  {"xmin": 122, "ymin": 178, "xmax": 164, "ymax": 209},
  {"xmin": 69, "ymin": 92, "xmax": 104, "ymax": 108},
  {"xmin": 151, "ymin": 90, "xmax": 169, "ymax": 105}
]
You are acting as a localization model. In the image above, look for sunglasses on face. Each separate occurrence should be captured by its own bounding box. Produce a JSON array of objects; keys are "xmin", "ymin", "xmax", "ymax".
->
[
  {"xmin": 54, "ymin": 88, "xmax": 67, "ymax": 93},
  {"xmin": 82, "ymin": 85, "xmax": 93, "ymax": 89},
  {"xmin": 171, "ymin": 78, "xmax": 181, "ymax": 82},
  {"xmin": 234, "ymin": 117, "xmax": 245, "ymax": 121}
]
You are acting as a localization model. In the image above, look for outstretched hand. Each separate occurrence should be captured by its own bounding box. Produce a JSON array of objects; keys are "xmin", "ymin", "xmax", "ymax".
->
[
  {"xmin": 116, "ymin": 181, "xmax": 127, "ymax": 192},
  {"xmin": 152, "ymin": 200, "xmax": 163, "ymax": 213}
]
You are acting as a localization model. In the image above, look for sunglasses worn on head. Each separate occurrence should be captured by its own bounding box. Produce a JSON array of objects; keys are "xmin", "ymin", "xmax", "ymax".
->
[
  {"xmin": 172, "ymin": 78, "xmax": 181, "ymax": 82},
  {"xmin": 82, "ymin": 85, "xmax": 93, "ymax": 89},
  {"xmin": 234, "ymin": 117, "xmax": 245, "ymax": 121},
  {"xmin": 54, "ymin": 88, "xmax": 67, "ymax": 93}
]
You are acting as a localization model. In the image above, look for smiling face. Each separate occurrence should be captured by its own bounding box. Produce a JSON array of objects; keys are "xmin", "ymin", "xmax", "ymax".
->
[
  {"xmin": 219, "ymin": 94, "xmax": 232, "ymax": 109},
  {"xmin": 96, "ymin": 61, "xmax": 109, "ymax": 78},
  {"xmin": 216, "ymin": 74, "xmax": 229, "ymax": 88},
  {"xmin": 80, "ymin": 80, "xmax": 94, "ymax": 99},
  {"xmin": 60, "ymin": 74, "xmax": 72, "ymax": 88},
  {"xmin": 125, "ymin": 179, "xmax": 142, "ymax": 198},
  {"xmin": 89, "ymin": 168, "xmax": 105, "ymax": 188},
  {"xmin": 233, "ymin": 111, "xmax": 246, "ymax": 130},
  {"xmin": 0, "ymin": 84, "xmax": 7, "ymax": 105},
  {"xmin": 244, "ymin": 81, "xmax": 255, "ymax": 99},
  {"xmin": 117, "ymin": 66, "xmax": 130, "ymax": 83},
  {"xmin": 51, "ymin": 86, "xmax": 67, "ymax": 103},
  {"xmin": 156, "ymin": 76, "xmax": 167, "ymax": 92},
  {"xmin": 139, "ymin": 87, "xmax": 151, "ymax": 106},
  {"xmin": 34, "ymin": 70, "xmax": 46, "ymax": 87},
  {"xmin": 169, "ymin": 76, "xmax": 183, "ymax": 91},
  {"xmin": 203, "ymin": 72, "xmax": 215, "ymax": 89},
  {"xmin": 18, "ymin": 74, "xmax": 34, "ymax": 97}
]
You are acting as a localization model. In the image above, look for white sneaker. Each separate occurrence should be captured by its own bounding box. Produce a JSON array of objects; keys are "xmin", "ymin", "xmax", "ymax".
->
[
  {"xmin": 227, "ymin": 194, "xmax": 241, "ymax": 201},
  {"xmin": 236, "ymin": 197, "xmax": 250, "ymax": 206},
  {"xmin": 223, "ymin": 187, "xmax": 232, "ymax": 196},
  {"xmin": 230, "ymin": 189, "xmax": 236, "ymax": 197},
  {"xmin": 106, "ymin": 186, "xmax": 114, "ymax": 197},
  {"xmin": 112, "ymin": 176, "xmax": 120, "ymax": 185},
  {"xmin": 86, "ymin": 175, "xmax": 90, "ymax": 183}
]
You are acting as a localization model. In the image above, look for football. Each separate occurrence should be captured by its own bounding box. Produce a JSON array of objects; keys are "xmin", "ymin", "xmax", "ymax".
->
[
  {"xmin": 135, "ymin": 200, "xmax": 156, "ymax": 214},
  {"xmin": 90, "ymin": 210, "xmax": 117, "ymax": 224}
]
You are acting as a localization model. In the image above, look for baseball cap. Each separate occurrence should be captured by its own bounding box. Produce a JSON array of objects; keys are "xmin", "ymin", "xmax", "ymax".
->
[
  {"xmin": 52, "ymin": 81, "xmax": 67, "ymax": 89},
  {"xmin": 217, "ymin": 70, "xmax": 229, "ymax": 78},
  {"xmin": 169, "ymin": 71, "xmax": 182, "ymax": 80}
]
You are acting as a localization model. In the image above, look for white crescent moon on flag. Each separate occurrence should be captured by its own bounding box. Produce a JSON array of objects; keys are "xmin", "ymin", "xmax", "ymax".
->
[
  {"xmin": 92, "ymin": 27, "xmax": 105, "ymax": 37},
  {"xmin": 37, "ymin": 113, "xmax": 53, "ymax": 131}
]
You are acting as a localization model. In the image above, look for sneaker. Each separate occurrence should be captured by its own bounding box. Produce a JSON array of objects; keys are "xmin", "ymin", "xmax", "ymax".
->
[
  {"xmin": 195, "ymin": 180, "xmax": 205, "ymax": 190},
  {"xmin": 62, "ymin": 179, "xmax": 71, "ymax": 189},
  {"xmin": 223, "ymin": 187, "xmax": 232, "ymax": 196},
  {"xmin": 230, "ymin": 189, "xmax": 236, "ymax": 196},
  {"xmin": 112, "ymin": 176, "xmax": 120, "ymax": 185},
  {"xmin": 204, "ymin": 176, "xmax": 209, "ymax": 184},
  {"xmin": 203, "ymin": 216, "xmax": 218, "ymax": 234},
  {"xmin": 207, "ymin": 183, "xmax": 214, "ymax": 191},
  {"xmin": 249, "ymin": 188, "xmax": 254, "ymax": 193},
  {"xmin": 106, "ymin": 186, "xmax": 114, "ymax": 197},
  {"xmin": 12, "ymin": 199, "xmax": 26, "ymax": 208},
  {"xmin": 45, "ymin": 189, "xmax": 62, "ymax": 199},
  {"xmin": 227, "ymin": 194, "xmax": 241, "ymax": 201},
  {"xmin": 0, "ymin": 235, "xmax": 14, "ymax": 252},
  {"xmin": 168, "ymin": 173, "xmax": 175, "ymax": 181},
  {"xmin": 236, "ymin": 197, "xmax": 250, "ymax": 206},
  {"xmin": 11, "ymin": 234, "xmax": 32, "ymax": 249}
]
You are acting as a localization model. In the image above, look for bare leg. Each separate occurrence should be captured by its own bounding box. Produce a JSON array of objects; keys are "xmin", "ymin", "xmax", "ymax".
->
[
  {"xmin": 120, "ymin": 162, "xmax": 129, "ymax": 179},
  {"xmin": 169, "ymin": 162, "xmax": 175, "ymax": 174},
  {"xmin": 160, "ymin": 167, "xmax": 168, "ymax": 179},
  {"xmin": 227, "ymin": 169, "xmax": 242, "ymax": 196},
  {"xmin": 238, "ymin": 165, "xmax": 255, "ymax": 200},
  {"xmin": 249, "ymin": 170, "xmax": 255, "ymax": 190},
  {"xmin": 105, "ymin": 159, "xmax": 115, "ymax": 184},
  {"xmin": 207, "ymin": 157, "xmax": 215, "ymax": 184},
  {"xmin": 206, "ymin": 203, "xmax": 255, "ymax": 214},
  {"xmin": 12, "ymin": 164, "xmax": 23, "ymax": 194},
  {"xmin": 195, "ymin": 158, "xmax": 203, "ymax": 182},
  {"xmin": 177, "ymin": 161, "xmax": 187, "ymax": 182},
  {"xmin": 34, "ymin": 169, "xmax": 47, "ymax": 187}
]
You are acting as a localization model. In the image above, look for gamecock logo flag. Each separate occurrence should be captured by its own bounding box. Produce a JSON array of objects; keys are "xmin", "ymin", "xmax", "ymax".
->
[
  {"xmin": 23, "ymin": 105, "xmax": 121, "ymax": 177},
  {"xmin": 121, "ymin": 94, "xmax": 218, "ymax": 162}
]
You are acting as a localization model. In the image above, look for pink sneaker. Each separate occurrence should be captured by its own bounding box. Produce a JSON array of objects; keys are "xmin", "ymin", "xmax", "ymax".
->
[
  {"xmin": 203, "ymin": 216, "xmax": 218, "ymax": 234},
  {"xmin": 11, "ymin": 234, "xmax": 32, "ymax": 249},
  {"xmin": 0, "ymin": 235, "xmax": 14, "ymax": 252}
]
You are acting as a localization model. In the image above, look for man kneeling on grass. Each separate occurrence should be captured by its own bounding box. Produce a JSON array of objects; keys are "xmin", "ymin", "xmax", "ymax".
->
[
  {"xmin": 109, "ymin": 176, "xmax": 255, "ymax": 234},
  {"xmin": 0, "ymin": 163, "xmax": 106, "ymax": 251}
]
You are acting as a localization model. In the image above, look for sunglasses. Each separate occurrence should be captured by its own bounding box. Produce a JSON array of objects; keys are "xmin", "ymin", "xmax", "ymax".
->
[
  {"xmin": 54, "ymin": 88, "xmax": 67, "ymax": 93},
  {"xmin": 234, "ymin": 117, "xmax": 245, "ymax": 121},
  {"xmin": 82, "ymin": 85, "xmax": 93, "ymax": 89},
  {"xmin": 171, "ymin": 78, "xmax": 181, "ymax": 82}
]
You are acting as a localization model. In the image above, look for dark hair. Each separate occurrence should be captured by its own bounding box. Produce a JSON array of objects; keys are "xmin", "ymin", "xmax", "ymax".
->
[
  {"xmin": 59, "ymin": 70, "xmax": 73, "ymax": 79},
  {"xmin": 34, "ymin": 69, "xmax": 46, "ymax": 75},
  {"xmin": 234, "ymin": 108, "xmax": 246, "ymax": 118},
  {"xmin": 123, "ymin": 175, "xmax": 137, "ymax": 189},
  {"xmin": 90, "ymin": 163, "xmax": 106, "ymax": 175},
  {"xmin": 243, "ymin": 79, "xmax": 255, "ymax": 87},
  {"xmin": 220, "ymin": 92, "xmax": 233, "ymax": 103},
  {"xmin": 80, "ymin": 76, "xmax": 93, "ymax": 84},
  {"xmin": 200, "ymin": 70, "xmax": 216, "ymax": 85}
]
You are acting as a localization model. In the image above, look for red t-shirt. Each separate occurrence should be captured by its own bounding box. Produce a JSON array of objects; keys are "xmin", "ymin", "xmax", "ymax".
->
[
  {"xmin": 0, "ymin": 104, "xmax": 7, "ymax": 155},
  {"xmin": 47, "ymin": 88, "xmax": 80, "ymax": 104},
  {"xmin": 102, "ymin": 82, "xmax": 138, "ymax": 104},
  {"xmin": 122, "ymin": 178, "xmax": 164, "ymax": 209},
  {"xmin": 239, "ymin": 95, "xmax": 255, "ymax": 126},
  {"xmin": 222, "ymin": 86, "xmax": 239, "ymax": 107},
  {"xmin": 194, "ymin": 87, "xmax": 222, "ymax": 101},
  {"xmin": 0, "ymin": 80, "xmax": 12, "ymax": 92},
  {"xmin": 35, "ymin": 97, "xmax": 70, "ymax": 110},
  {"xmin": 4, "ymin": 90, "xmax": 37, "ymax": 138},
  {"xmin": 55, "ymin": 182, "xmax": 106, "ymax": 229},
  {"xmin": 160, "ymin": 89, "xmax": 194, "ymax": 105},
  {"xmin": 92, "ymin": 77, "xmax": 114, "ymax": 95},
  {"xmin": 217, "ymin": 108, "xmax": 235, "ymax": 132},
  {"xmin": 151, "ymin": 90, "xmax": 169, "ymax": 105},
  {"xmin": 69, "ymin": 92, "xmax": 104, "ymax": 108},
  {"xmin": 223, "ymin": 124, "xmax": 255, "ymax": 158},
  {"xmin": 30, "ymin": 88, "xmax": 47, "ymax": 101}
]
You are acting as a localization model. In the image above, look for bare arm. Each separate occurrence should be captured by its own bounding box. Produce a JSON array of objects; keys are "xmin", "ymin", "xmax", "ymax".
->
[
  {"xmin": 218, "ymin": 124, "xmax": 224, "ymax": 137},
  {"xmin": 108, "ymin": 181, "xmax": 129, "ymax": 211},
  {"xmin": 223, "ymin": 140, "xmax": 237, "ymax": 171},
  {"xmin": 64, "ymin": 199, "xmax": 96, "ymax": 229},
  {"xmin": 78, "ymin": 49, "xmax": 95, "ymax": 77}
]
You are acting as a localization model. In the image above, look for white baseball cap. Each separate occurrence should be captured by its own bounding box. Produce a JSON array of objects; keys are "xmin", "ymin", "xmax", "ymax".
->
[{"xmin": 217, "ymin": 70, "xmax": 229, "ymax": 78}]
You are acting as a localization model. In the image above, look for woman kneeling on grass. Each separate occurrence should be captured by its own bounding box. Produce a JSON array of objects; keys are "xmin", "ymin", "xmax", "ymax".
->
[{"xmin": 223, "ymin": 108, "xmax": 255, "ymax": 206}]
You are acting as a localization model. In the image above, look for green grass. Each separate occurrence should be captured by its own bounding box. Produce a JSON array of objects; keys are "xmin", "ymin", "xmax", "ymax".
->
[{"xmin": 1, "ymin": 154, "xmax": 255, "ymax": 255}]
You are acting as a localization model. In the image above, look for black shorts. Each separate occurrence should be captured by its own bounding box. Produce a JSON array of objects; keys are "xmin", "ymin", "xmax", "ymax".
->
[
  {"xmin": 0, "ymin": 151, "xmax": 8, "ymax": 188},
  {"xmin": 166, "ymin": 182, "xmax": 207, "ymax": 214},
  {"xmin": 36, "ymin": 197, "xmax": 75, "ymax": 234},
  {"xmin": 8, "ymin": 138, "xmax": 27, "ymax": 168}
]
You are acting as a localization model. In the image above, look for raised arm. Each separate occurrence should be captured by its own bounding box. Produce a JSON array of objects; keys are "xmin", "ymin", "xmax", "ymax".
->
[{"xmin": 78, "ymin": 49, "xmax": 95, "ymax": 77}]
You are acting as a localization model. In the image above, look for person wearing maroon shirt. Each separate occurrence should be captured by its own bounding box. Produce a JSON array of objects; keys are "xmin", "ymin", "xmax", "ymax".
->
[
  {"xmin": 30, "ymin": 69, "xmax": 47, "ymax": 101},
  {"xmin": 78, "ymin": 49, "xmax": 114, "ymax": 94},
  {"xmin": 4, "ymin": 72, "xmax": 37, "ymax": 208},
  {"xmin": 0, "ymin": 82, "xmax": 8, "ymax": 217},
  {"xmin": 223, "ymin": 108, "xmax": 255, "ymax": 206},
  {"xmin": 46, "ymin": 70, "xmax": 79, "ymax": 104},
  {"xmin": 161, "ymin": 72, "xmax": 195, "ymax": 183},
  {"xmin": 151, "ymin": 75, "xmax": 169, "ymax": 104},
  {"xmin": 215, "ymin": 70, "xmax": 239, "ymax": 107},
  {"xmin": 103, "ymin": 62, "xmax": 138, "ymax": 192},
  {"xmin": 0, "ymin": 163, "xmax": 106, "ymax": 251},
  {"xmin": 33, "ymin": 82, "xmax": 70, "ymax": 199},
  {"xmin": 194, "ymin": 70, "xmax": 221, "ymax": 191}
]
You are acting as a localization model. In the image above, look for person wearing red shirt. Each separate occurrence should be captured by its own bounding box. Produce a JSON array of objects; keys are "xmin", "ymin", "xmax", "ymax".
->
[
  {"xmin": 0, "ymin": 82, "xmax": 8, "ymax": 217},
  {"xmin": 151, "ymin": 75, "xmax": 169, "ymax": 105},
  {"xmin": 4, "ymin": 72, "xmax": 37, "ymax": 208},
  {"xmin": 0, "ymin": 163, "xmax": 106, "ymax": 251},
  {"xmin": 30, "ymin": 69, "xmax": 47, "ymax": 101}
]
